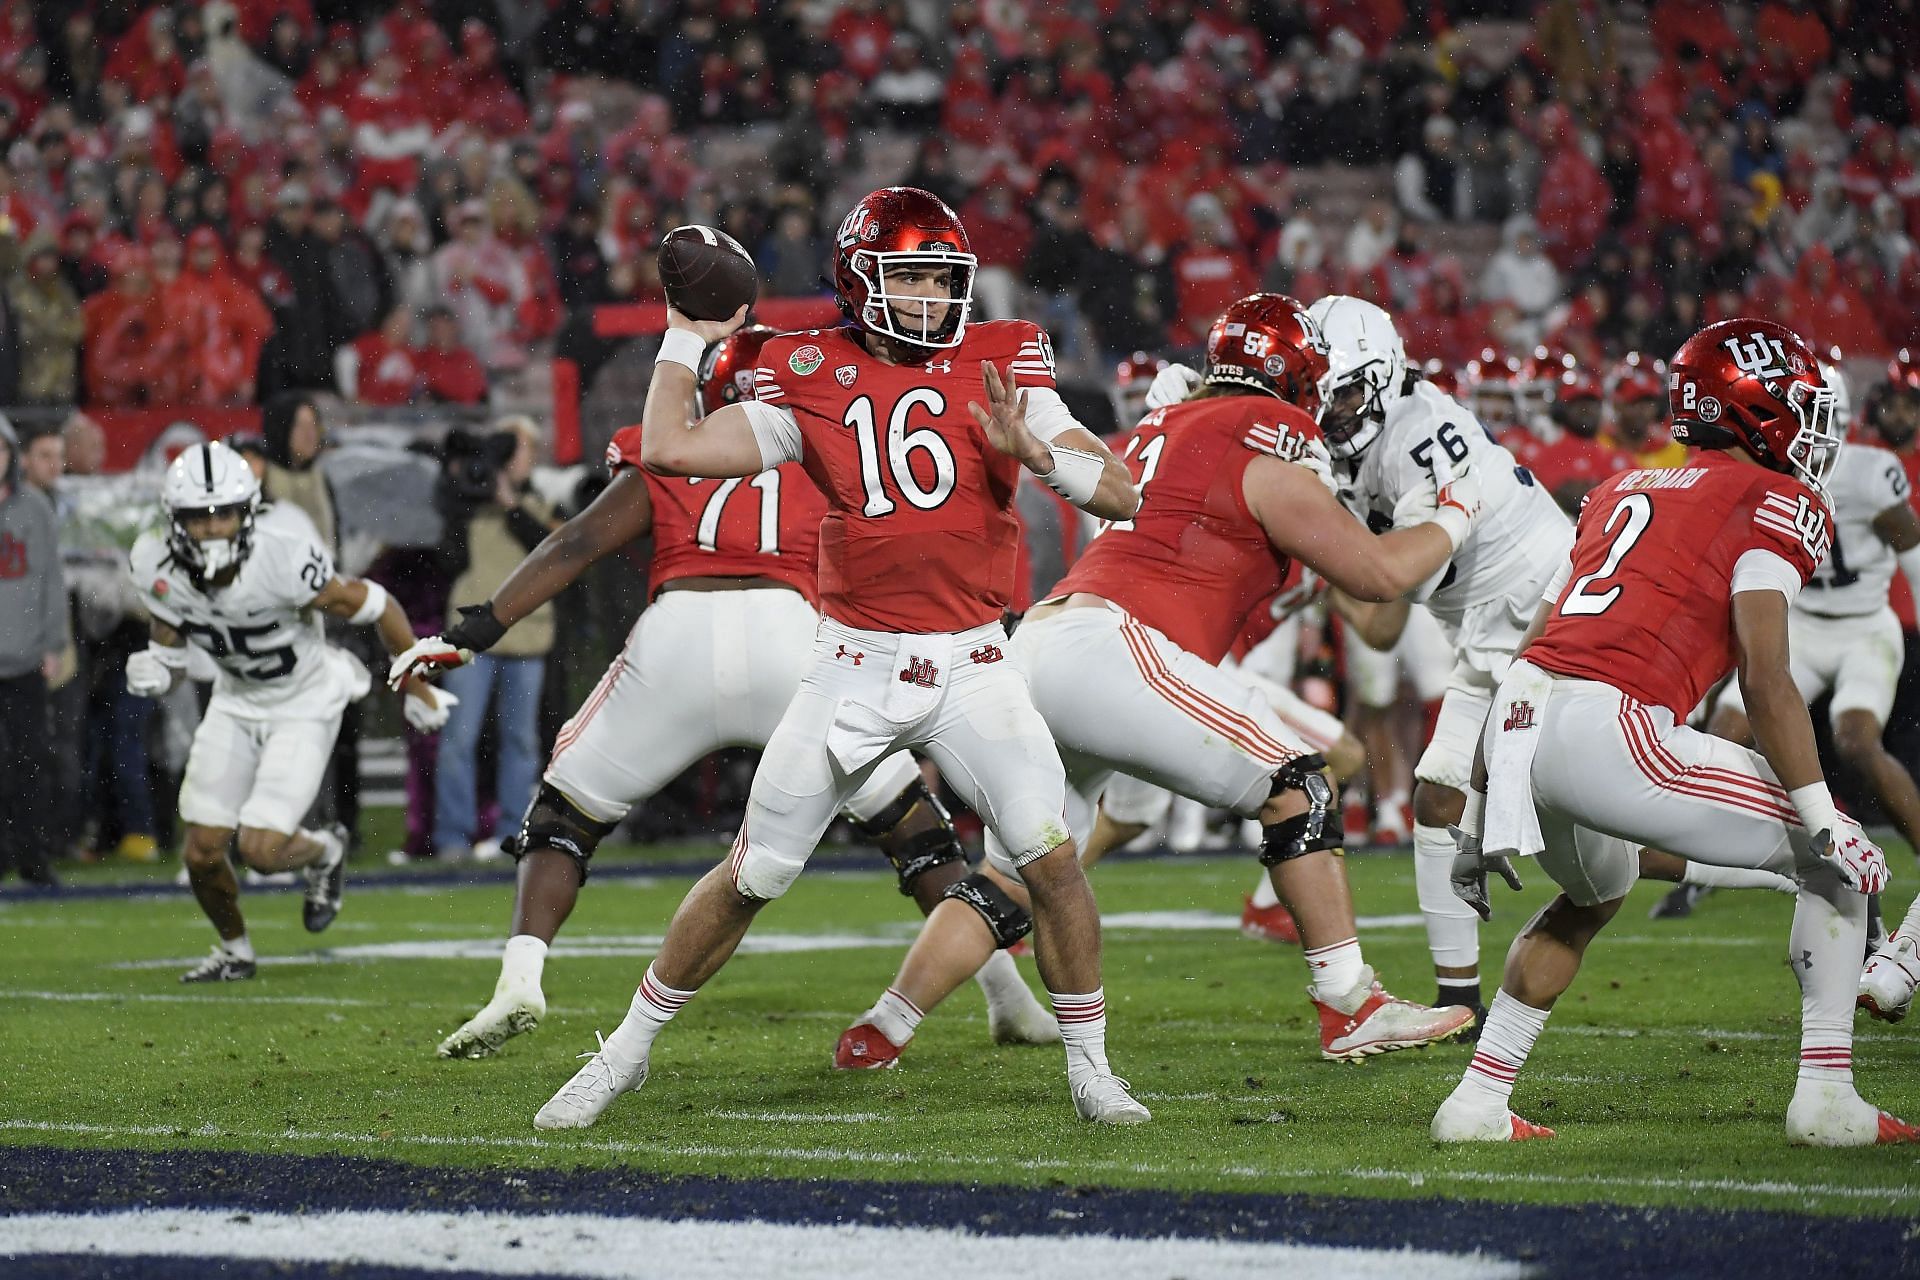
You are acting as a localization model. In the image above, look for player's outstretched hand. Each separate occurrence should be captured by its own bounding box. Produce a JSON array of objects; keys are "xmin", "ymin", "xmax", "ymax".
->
[
  {"xmin": 125, "ymin": 649, "xmax": 174, "ymax": 698},
  {"xmin": 665, "ymin": 303, "xmax": 748, "ymax": 347},
  {"xmin": 969, "ymin": 361, "xmax": 1046, "ymax": 469},
  {"xmin": 1449, "ymin": 823, "xmax": 1523, "ymax": 921},
  {"xmin": 1429, "ymin": 453, "xmax": 1485, "ymax": 525},
  {"xmin": 1813, "ymin": 824, "xmax": 1891, "ymax": 894},
  {"xmin": 403, "ymin": 686, "xmax": 458, "ymax": 734},
  {"xmin": 1144, "ymin": 362, "xmax": 1202, "ymax": 411},
  {"xmin": 388, "ymin": 636, "xmax": 473, "ymax": 691}
]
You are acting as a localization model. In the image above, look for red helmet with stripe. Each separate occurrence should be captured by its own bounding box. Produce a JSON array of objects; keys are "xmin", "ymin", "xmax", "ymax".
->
[
  {"xmin": 832, "ymin": 186, "xmax": 977, "ymax": 350},
  {"xmin": 1202, "ymin": 293, "xmax": 1329, "ymax": 408},
  {"xmin": 1608, "ymin": 352, "xmax": 1665, "ymax": 404},
  {"xmin": 1669, "ymin": 318, "xmax": 1840, "ymax": 493},
  {"xmin": 1891, "ymin": 348, "xmax": 1920, "ymax": 391},
  {"xmin": 1111, "ymin": 349, "xmax": 1169, "ymax": 428},
  {"xmin": 695, "ymin": 324, "xmax": 779, "ymax": 417}
]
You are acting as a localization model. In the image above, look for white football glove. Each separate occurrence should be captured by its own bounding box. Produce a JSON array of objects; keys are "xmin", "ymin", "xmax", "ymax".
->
[
  {"xmin": 1448, "ymin": 823, "xmax": 1524, "ymax": 921},
  {"xmin": 388, "ymin": 635, "xmax": 474, "ymax": 692},
  {"xmin": 1144, "ymin": 362, "xmax": 1203, "ymax": 411},
  {"xmin": 126, "ymin": 649, "xmax": 176, "ymax": 698},
  {"xmin": 1814, "ymin": 824, "xmax": 1891, "ymax": 895},
  {"xmin": 403, "ymin": 686, "xmax": 458, "ymax": 734}
]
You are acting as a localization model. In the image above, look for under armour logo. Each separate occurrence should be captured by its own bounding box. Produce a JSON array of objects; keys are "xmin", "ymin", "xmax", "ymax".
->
[
  {"xmin": 968, "ymin": 645, "xmax": 1003, "ymax": 665},
  {"xmin": 899, "ymin": 657, "xmax": 941, "ymax": 687},
  {"xmin": 1789, "ymin": 949, "xmax": 1815, "ymax": 973},
  {"xmin": 834, "ymin": 645, "xmax": 864, "ymax": 666},
  {"xmin": 924, "ymin": 359, "xmax": 952, "ymax": 374},
  {"xmin": 1503, "ymin": 700, "xmax": 1536, "ymax": 732}
]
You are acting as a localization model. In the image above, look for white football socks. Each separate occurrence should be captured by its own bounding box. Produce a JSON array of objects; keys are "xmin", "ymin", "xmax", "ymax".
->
[
  {"xmin": 1681, "ymin": 860, "xmax": 1797, "ymax": 894},
  {"xmin": 865, "ymin": 987, "xmax": 925, "ymax": 1048},
  {"xmin": 1304, "ymin": 937, "xmax": 1366, "ymax": 1008},
  {"xmin": 1458, "ymin": 990, "xmax": 1551, "ymax": 1106},
  {"xmin": 972, "ymin": 949, "xmax": 1028, "ymax": 1011},
  {"xmin": 498, "ymin": 934, "xmax": 548, "ymax": 996},
  {"xmin": 222, "ymin": 933, "xmax": 255, "ymax": 962},
  {"xmin": 1791, "ymin": 866, "xmax": 1867, "ymax": 1087},
  {"xmin": 1414, "ymin": 822, "xmax": 1481, "ymax": 971},
  {"xmin": 1051, "ymin": 988, "xmax": 1111, "ymax": 1081},
  {"xmin": 602, "ymin": 962, "xmax": 696, "ymax": 1070}
]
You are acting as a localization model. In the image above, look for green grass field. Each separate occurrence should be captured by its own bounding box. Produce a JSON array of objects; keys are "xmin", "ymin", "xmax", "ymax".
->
[{"xmin": 4, "ymin": 843, "xmax": 1918, "ymax": 1221}]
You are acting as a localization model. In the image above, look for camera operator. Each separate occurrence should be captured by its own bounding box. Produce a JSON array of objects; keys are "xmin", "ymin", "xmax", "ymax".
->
[{"xmin": 432, "ymin": 416, "xmax": 560, "ymax": 861}]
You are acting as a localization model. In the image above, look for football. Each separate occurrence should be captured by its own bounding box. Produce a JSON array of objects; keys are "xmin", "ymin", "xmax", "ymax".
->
[{"xmin": 657, "ymin": 224, "xmax": 760, "ymax": 321}]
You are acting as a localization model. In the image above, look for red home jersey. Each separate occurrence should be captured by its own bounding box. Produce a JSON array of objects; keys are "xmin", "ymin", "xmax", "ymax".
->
[
  {"xmin": 751, "ymin": 321, "xmax": 1056, "ymax": 633},
  {"xmin": 1054, "ymin": 394, "xmax": 1322, "ymax": 664},
  {"xmin": 606, "ymin": 424, "xmax": 823, "ymax": 601},
  {"xmin": 1526, "ymin": 454, "xmax": 1832, "ymax": 717}
]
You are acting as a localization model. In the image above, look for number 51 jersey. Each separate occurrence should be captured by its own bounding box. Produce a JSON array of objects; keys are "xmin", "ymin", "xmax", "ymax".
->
[
  {"xmin": 1525, "ymin": 453, "xmax": 1832, "ymax": 719},
  {"xmin": 129, "ymin": 507, "xmax": 369, "ymax": 719}
]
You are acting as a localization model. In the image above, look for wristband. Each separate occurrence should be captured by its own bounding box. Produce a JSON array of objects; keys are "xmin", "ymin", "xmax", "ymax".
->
[
  {"xmin": 1461, "ymin": 787, "xmax": 1486, "ymax": 839},
  {"xmin": 444, "ymin": 602, "xmax": 508, "ymax": 654},
  {"xmin": 348, "ymin": 579, "xmax": 389, "ymax": 626},
  {"xmin": 656, "ymin": 328, "xmax": 706, "ymax": 373},
  {"xmin": 1042, "ymin": 443, "xmax": 1106, "ymax": 508},
  {"xmin": 1788, "ymin": 781, "xmax": 1841, "ymax": 837},
  {"xmin": 1430, "ymin": 505, "xmax": 1472, "ymax": 553}
]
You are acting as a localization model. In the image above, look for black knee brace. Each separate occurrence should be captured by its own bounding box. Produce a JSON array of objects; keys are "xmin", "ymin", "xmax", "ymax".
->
[
  {"xmin": 503, "ymin": 784, "xmax": 619, "ymax": 882},
  {"xmin": 941, "ymin": 871, "xmax": 1034, "ymax": 949},
  {"xmin": 1259, "ymin": 754, "xmax": 1341, "ymax": 867},
  {"xmin": 851, "ymin": 778, "xmax": 967, "ymax": 896}
]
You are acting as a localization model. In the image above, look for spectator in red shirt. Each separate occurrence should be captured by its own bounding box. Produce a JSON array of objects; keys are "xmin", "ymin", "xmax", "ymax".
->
[
  {"xmin": 148, "ymin": 232, "xmax": 217, "ymax": 404},
  {"xmin": 184, "ymin": 228, "xmax": 273, "ymax": 405},
  {"xmin": 348, "ymin": 51, "xmax": 432, "ymax": 204},
  {"xmin": 431, "ymin": 200, "xmax": 528, "ymax": 373},
  {"xmin": 416, "ymin": 304, "xmax": 488, "ymax": 405},
  {"xmin": 1169, "ymin": 193, "xmax": 1254, "ymax": 346},
  {"xmin": 81, "ymin": 246, "xmax": 165, "ymax": 406},
  {"xmin": 338, "ymin": 306, "xmax": 422, "ymax": 406},
  {"xmin": 827, "ymin": 0, "xmax": 892, "ymax": 82},
  {"xmin": 1782, "ymin": 242, "xmax": 1888, "ymax": 353},
  {"xmin": 1529, "ymin": 365, "xmax": 1629, "ymax": 515},
  {"xmin": 1841, "ymin": 126, "xmax": 1915, "ymax": 217},
  {"xmin": 1533, "ymin": 105, "xmax": 1610, "ymax": 272},
  {"xmin": 1649, "ymin": 0, "xmax": 1739, "ymax": 62},
  {"xmin": 1754, "ymin": 0, "xmax": 1831, "ymax": 86}
]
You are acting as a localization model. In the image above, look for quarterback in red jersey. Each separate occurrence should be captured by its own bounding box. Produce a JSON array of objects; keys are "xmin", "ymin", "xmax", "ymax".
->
[
  {"xmin": 389, "ymin": 325, "xmax": 1056, "ymax": 1062},
  {"xmin": 1436, "ymin": 318, "xmax": 1917, "ymax": 1148},
  {"xmin": 531, "ymin": 187, "xmax": 1151, "ymax": 1128},
  {"xmin": 837, "ymin": 294, "xmax": 1486, "ymax": 1067}
]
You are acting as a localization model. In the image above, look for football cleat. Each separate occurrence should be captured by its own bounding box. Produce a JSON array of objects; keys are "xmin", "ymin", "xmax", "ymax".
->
[
  {"xmin": 1071, "ymin": 1073, "xmax": 1152, "ymax": 1125},
  {"xmin": 439, "ymin": 987, "xmax": 547, "ymax": 1059},
  {"xmin": 1858, "ymin": 935, "xmax": 1920, "ymax": 1023},
  {"xmin": 1786, "ymin": 1080, "xmax": 1920, "ymax": 1147},
  {"xmin": 1370, "ymin": 804, "xmax": 1412, "ymax": 848},
  {"xmin": 986, "ymin": 987, "xmax": 1062, "ymax": 1046},
  {"xmin": 1240, "ymin": 895, "xmax": 1301, "ymax": 944},
  {"xmin": 1431, "ymin": 1091, "xmax": 1555, "ymax": 1142},
  {"xmin": 1649, "ymin": 884, "xmax": 1706, "ymax": 920},
  {"xmin": 181, "ymin": 947, "xmax": 257, "ymax": 984},
  {"xmin": 833, "ymin": 1022, "xmax": 903, "ymax": 1070},
  {"xmin": 301, "ymin": 825, "xmax": 348, "ymax": 934},
  {"xmin": 533, "ymin": 1032, "xmax": 646, "ymax": 1130},
  {"xmin": 1315, "ymin": 979, "xmax": 1475, "ymax": 1061}
]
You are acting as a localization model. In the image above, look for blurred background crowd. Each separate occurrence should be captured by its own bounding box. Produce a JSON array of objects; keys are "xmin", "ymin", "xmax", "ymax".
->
[{"xmin": 4, "ymin": 0, "xmax": 1920, "ymax": 881}]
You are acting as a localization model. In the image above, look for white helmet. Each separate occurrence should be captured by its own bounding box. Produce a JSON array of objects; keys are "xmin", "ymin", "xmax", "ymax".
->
[
  {"xmin": 1821, "ymin": 360, "xmax": 1851, "ymax": 432},
  {"xmin": 163, "ymin": 441, "xmax": 261, "ymax": 580},
  {"xmin": 1308, "ymin": 295, "xmax": 1408, "ymax": 458}
]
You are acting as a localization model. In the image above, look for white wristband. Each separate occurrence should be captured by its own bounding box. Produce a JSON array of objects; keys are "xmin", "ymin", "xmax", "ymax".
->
[
  {"xmin": 1430, "ymin": 505, "xmax": 1472, "ymax": 554},
  {"xmin": 1788, "ymin": 781, "xmax": 1841, "ymax": 837},
  {"xmin": 1461, "ymin": 787, "xmax": 1486, "ymax": 838},
  {"xmin": 1042, "ymin": 443, "xmax": 1107, "ymax": 508},
  {"xmin": 348, "ymin": 579, "xmax": 390, "ymax": 626},
  {"xmin": 656, "ymin": 328, "xmax": 706, "ymax": 373}
]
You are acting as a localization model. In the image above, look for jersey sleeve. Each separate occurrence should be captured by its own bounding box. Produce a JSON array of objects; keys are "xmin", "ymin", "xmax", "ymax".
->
[
  {"xmin": 127, "ymin": 536, "xmax": 183, "ymax": 628},
  {"xmin": 1749, "ymin": 483, "xmax": 1832, "ymax": 584},
  {"xmin": 1868, "ymin": 450, "xmax": 1911, "ymax": 514},
  {"xmin": 606, "ymin": 425, "xmax": 644, "ymax": 472},
  {"xmin": 264, "ymin": 526, "xmax": 335, "ymax": 609},
  {"xmin": 1003, "ymin": 321, "xmax": 1060, "ymax": 392}
]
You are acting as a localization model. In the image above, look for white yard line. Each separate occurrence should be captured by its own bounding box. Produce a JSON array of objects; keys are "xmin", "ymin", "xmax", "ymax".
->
[{"xmin": 2, "ymin": 1119, "xmax": 1911, "ymax": 1206}]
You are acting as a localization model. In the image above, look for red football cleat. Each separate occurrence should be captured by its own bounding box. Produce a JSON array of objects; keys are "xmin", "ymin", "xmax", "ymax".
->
[
  {"xmin": 1006, "ymin": 938, "xmax": 1033, "ymax": 958},
  {"xmin": 1315, "ymin": 980, "xmax": 1475, "ymax": 1061},
  {"xmin": 1509, "ymin": 1114, "xmax": 1556, "ymax": 1140},
  {"xmin": 1240, "ymin": 896, "xmax": 1301, "ymax": 944},
  {"xmin": 833, "ymin": 1023, "xmax": 902, "ymax": 1070},
  {"xmin": 1877, "ymin": 1112, "xmax": 1920, "ymax": 1144}
]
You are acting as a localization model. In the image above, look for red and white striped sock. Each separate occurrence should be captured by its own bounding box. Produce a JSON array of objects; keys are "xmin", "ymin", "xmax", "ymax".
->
[
  {"xmin": 603, "ymin": 962, "xmax": 697, "ymax": 1069},
  {"xmin": 865, "ymin": 987, "xmax": 925, "ymax": 1048},
  {"xmin": 1304, "ymin": 937, "xmax": 1365, "ymax": 1008},
  {"xmin": 1798, "ymin": 1021, "xmax": 1854, "ymax": 1085},
  {"xmin": 1051, "ymin": 988, "xmax": 1109, "ymax": 1079},
  {"xmin": 1459, "ymin": 990, "xmax": 1550, "ymax": 1106}
]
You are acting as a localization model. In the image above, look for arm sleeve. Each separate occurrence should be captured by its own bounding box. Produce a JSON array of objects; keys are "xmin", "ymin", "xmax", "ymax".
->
[
  {"xmin": 1022, "ymin": 387, "xmax": 1083, "ymax": 444},
  {"xmin": 1542, "ymin": 554, "xmax": 1572, "ymax": 605},
  {"xmin": 1730, "ymin": 547, "xmax": 1806, "ymax": 606},
  {"xmin": 741, "ymin": 399, "xmax": 804, "ymax": 469},
  {"xmin": 127, "ymin": 542, "xmax": 184, "ymax": 628}
]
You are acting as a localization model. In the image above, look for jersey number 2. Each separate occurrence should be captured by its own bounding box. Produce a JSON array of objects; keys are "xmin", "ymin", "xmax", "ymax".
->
[
  {"xmin": 1560, "ymin": 493, "xmax": 1653, "ymax": 617},
  {"xmin": 846, "ymin": 390, "xmax": 958, "ymax": 516},
  {"xmin": 693, "ymin": 472, "xmax": 780, "ymax": 553}
]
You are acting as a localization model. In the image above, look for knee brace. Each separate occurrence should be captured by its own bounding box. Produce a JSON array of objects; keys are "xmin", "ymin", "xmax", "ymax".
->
[
  {"xmin": 504, "ymin": 784, "xmax": 619, "ymax": 883},
  {"xmin": 1259, "ymin": 754, "xmax": 1341, "ymax": 867},
  {"xmin": 941, "ymin": 871, "xmax": 1034, "ymax": 949},
  {"xmin": 850, "ymin": 778, "xmax": 967, "ymax": 896}
]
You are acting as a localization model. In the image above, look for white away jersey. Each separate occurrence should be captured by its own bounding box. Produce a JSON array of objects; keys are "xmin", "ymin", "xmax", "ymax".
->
[
  {"xmin": 1338, "ymin": 381, "xmax": 1573, "ymax": 624},
  {"xmin": 129, "ymin": 508, "xmax": 365, "ymax": 718},
  {"xmin": 1799, "ymin": 442, "xmax": 1909, "ymax": 617}
]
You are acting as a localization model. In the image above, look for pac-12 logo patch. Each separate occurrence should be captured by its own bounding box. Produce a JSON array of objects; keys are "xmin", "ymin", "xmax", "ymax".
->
[
  {"xmin": 835, "ymin": 364, "xmax": 859, "ymax": 388},
  {"xmin": 789, "ymin": 345, "xmax": 824, "ymax": 376}
]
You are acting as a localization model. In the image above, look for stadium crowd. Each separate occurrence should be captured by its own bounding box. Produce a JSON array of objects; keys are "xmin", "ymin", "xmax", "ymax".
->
[{"xmin": 5, "ymin": 0, "xmax": 1920, "ymax": 881}]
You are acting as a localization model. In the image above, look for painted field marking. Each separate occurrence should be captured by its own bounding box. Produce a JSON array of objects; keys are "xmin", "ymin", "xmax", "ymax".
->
[{"xmin": 2, "ymin": 1119, "xmax": 1912, "ymax": 1206}]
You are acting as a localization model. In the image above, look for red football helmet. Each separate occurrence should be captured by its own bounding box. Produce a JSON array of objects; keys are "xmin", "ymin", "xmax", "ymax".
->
[
  {"xmin": 1555, "ymin": 365, "xmax": 1605, "ymax": 403},
  {"xmin": 1608, "ymin": 352, "xmax": 1665, "ymax": 405},
  {"xmin": 832, "ymin": 186, "xmax": 977, "ymax": 350},
  {"xmin": 1111, "ymin": 349, "xmax": 1170, "ymax": 428},
  {"xmin": 1464, "ymin": 347, "xmax": 1524, "ymax": 427},
  {"xmin": 695, "ymin": 323, "xmax": 779, "ymax": 417},
  {"xmin": 1669, "ymin": 318, "xmax": 1841, "ymax": 492},
  {"xmin": 1203, "ymin": 293, "xmax": 1329, "ymax": 408},
  {"xmin": 1516, "ymin": 345, "xmax": 1575, "ymax": 416},
  {"xmin": 1890, "ymin": 348, "xmax": 1920, "ymax": 391}
]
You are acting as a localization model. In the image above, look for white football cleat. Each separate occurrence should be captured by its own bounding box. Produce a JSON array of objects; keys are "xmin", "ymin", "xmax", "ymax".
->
[
  {"xmin": 987, "ymin": 986, "xmax": 1062, "ymax": 1046},
  {"xmin": 533, "ymin": 1032, "xmax": 646, "ymax": 1130},
  {"xmin": 439, "ymin": 986, "xmax": 547, "ymax": 1059},
  {"xmin": 1071, "ymin": 1073, "xmax": 1151, "ymax": 1125},
  {"xmin": 1786, "ymin": 1079, "xmax": 1920, "ymax": 1146},
  {"xmin": 1859, "ymin": 935, "xmax": 1920, "ymax": 1023},
  {"xmin": 1314, "ymin": 972, "xmax": 1475, "ymax": 1061},
  {"xmin": 1431, "ymin": 1088, "xmax": 1555, "ymax": 1142}
]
